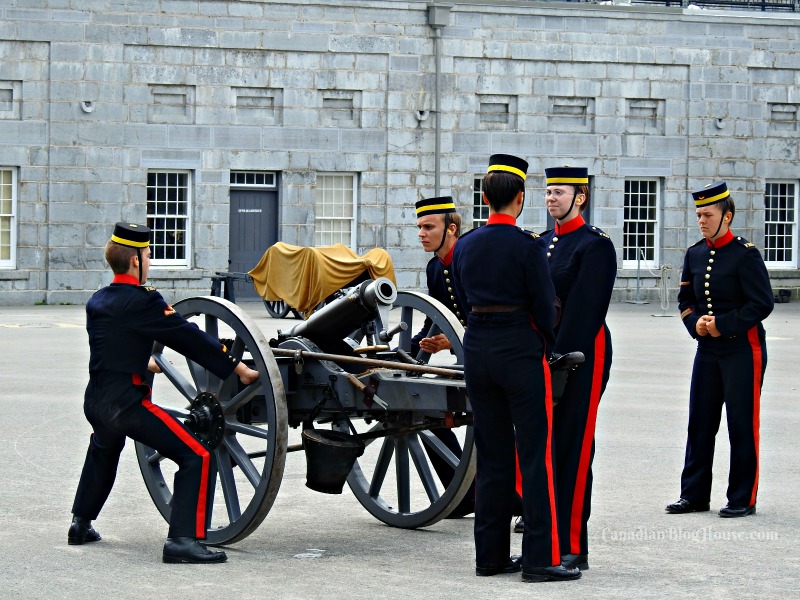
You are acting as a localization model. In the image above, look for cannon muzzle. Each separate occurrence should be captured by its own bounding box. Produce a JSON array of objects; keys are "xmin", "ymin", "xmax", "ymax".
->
[{"xmin": 283, "ymin": 277, "xmax": 397, "ymax": 352}]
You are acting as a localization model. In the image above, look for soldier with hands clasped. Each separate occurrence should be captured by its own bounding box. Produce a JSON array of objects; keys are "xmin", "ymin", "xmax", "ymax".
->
[{"xmin": 666, "ymin": 182, "xmax": 773, "ymax": 518}]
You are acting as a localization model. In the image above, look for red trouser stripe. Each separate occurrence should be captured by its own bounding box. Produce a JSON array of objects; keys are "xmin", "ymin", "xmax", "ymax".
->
[
  {"xmin": 142, "ymin": 398, "xmax": 210, "ymax": 539},
  {"xmin": 541, "ymin": 354, "xmax": 561, "ymax": 566},
  {"xmin": 747, "ymin": 327, "xmax": 762, "ymax": 507},
  {"xmin": 569, "ymin": 327, "xmax": 605, "ymax": 554}
]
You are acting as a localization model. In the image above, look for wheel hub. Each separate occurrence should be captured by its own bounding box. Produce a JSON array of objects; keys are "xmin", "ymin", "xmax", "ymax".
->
[{"xmin": 184, "ymin": 391, "xmax": 225, "ymax": 449}]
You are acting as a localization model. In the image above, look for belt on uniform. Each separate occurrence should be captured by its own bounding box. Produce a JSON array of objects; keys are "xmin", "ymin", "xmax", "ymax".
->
[{"xmin": 471, "ymin": 305, "xmax": 526, "ymax": 313}]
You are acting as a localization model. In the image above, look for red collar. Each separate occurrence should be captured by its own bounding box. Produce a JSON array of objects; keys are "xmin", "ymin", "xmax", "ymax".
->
[
  {"xmin": 706, "ymin": 229, "xmax": 734, "ymax": 249},
  {"xmin": 112, "ymin": 274, "xmax": 140, "ymax": 285},
  {"xmin": 555, "ymin": 214, "xmax": 585, "ymax": 236},
  {"xmin": 438, "ymin": 240, "xmax": 456, "ymax": 267},
  {"xmin": 487, "ymin": 213, "xmax": 517, "ymax": 226}
]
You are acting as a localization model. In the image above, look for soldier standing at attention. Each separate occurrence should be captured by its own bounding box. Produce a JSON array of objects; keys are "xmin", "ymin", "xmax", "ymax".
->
[
  {"xmin": 453, "ymin": 154, "xmax": 580, "ymax": 583},
  {"xmin": 412, "ymin": 196, "xmax": 474, "ymax": 518},
  {"xmin": 69, "ymin": 222, "xmax": 260, "ymax": 563},
  {"xmin": 666, "ymin": 182, "xmax": 773, "ymax": 518},
  {"xmin": 531, "ymin": 166, "xmax": 616, "ymax": 572}
]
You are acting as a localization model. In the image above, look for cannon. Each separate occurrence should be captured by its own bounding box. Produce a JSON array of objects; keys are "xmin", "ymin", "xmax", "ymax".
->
[{"xmin": 135, "ymin": 278, "xmax": 582, "ymax": 545}]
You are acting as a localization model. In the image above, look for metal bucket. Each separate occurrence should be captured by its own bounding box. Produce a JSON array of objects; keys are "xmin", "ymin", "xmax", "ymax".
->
[{"xmin": 301, "ymin": 428, "xmax": 365, "ymax": 494}]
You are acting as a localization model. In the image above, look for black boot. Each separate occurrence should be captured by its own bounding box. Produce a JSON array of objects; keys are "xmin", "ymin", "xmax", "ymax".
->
[
  {"xmin": 68, "ymin": 515, "xmax": 101, "ymax": 545},
  {"xmin": 163, "ymin": 537, "xmax": 227, "ymax": 564}
]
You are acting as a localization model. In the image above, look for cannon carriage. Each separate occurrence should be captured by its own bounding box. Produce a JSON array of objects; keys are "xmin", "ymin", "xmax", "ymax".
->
[
  {"xmin": 136, "ymin": 271, "xmax": 478, "ymax": 545},
  {"xmin": 135, "ymin": 245, "xmax": 582, "ymax": 546}
]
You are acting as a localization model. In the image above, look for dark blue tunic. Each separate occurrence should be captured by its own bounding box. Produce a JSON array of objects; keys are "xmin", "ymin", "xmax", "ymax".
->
[{"xmin": 410, "ymin": 243, "xmax": 468, "ymax": 354}]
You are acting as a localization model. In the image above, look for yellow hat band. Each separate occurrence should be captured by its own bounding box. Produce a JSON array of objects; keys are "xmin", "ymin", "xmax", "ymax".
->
[
  {"xmin": 111, "ymin": 234, "xmax": 150, "ymax": 248},
  {"xmin": 416, "ymin": 202, "xmax": 455, "ymax": 215},
  {"xmin": 488, "ymin": 164, "xmax": 527, "ymax": 181},
  {"xmin": 694, "ymin": 190, "xmax": 730, "ymax": 207},
  {"xmin": 546, "ymin": 176, "xmax": 589, "ymax": 185}
]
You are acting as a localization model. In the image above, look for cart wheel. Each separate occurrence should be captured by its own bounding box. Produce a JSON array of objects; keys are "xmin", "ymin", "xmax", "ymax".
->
[
  {"xmin": 264, "ymin": 299, "xmax": 291, "ymax": 319},
  {"xmin": 135, "ymin": 296, "xmax": 288, "ymax": 545},
  {"xmin": 340, "ymin": 291, "xmax": 476, "ymax": 528}
]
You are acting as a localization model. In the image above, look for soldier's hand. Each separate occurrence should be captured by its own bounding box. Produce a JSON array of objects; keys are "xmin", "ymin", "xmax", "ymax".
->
[
  {"xmin": 695, "ymin": 316, "xmax": 709, "ymax": 337},
  {"xmin": 148, "ymin": 356, "xmax": 162, "ymax": 373},
  {"xmin": 706, "ymin": 316, "xmax": 721, "ymax": 337},
  {"xmin": 235, "ymin": 362, "xmax": 260, "ymax": 385},
  {"xmin": 419, "ymin": 333, "xmax": 451, "ymax": 354}
]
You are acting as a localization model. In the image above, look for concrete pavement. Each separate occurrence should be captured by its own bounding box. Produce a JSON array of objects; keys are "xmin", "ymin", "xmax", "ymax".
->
[{"xmin": 1, "ymin": 299, "xmax": 798, "ymax": 599}]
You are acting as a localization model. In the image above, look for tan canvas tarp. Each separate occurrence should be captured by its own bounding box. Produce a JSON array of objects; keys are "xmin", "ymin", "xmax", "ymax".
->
[{"xmin": 249, "ymin": 242, "xmax": 396, "ymax": 314}]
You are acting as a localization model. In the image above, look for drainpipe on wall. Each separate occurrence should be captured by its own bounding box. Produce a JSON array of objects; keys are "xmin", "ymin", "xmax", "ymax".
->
[{"xmin": 427, "ymin": 5, "xmax": 451, "ymax": 197}]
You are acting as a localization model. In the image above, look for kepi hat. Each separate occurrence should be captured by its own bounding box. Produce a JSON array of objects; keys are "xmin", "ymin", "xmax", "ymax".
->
[
  {"xmin": 487, "ymin": 154, "xmax": 528, "ymax": 181},
  {"xmin": 691, "ymin": 181, "xmax": 730, "ymax": 207},
  {"xmin": 545, "ymin": 166, "xmax": 589, "ymax": 186},
  {"xmin": 110, "ymin": 222, "xmax": 151, "ymax": 248},
  {"xmin": 415, "ymin": 196, "xmax": 456, "ymax": 218}
]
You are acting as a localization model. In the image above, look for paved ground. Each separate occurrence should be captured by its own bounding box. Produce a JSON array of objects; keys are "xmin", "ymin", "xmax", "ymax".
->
[{"xmin": 1, "ymin": 298, "xmax": 798, "ymax": 599}]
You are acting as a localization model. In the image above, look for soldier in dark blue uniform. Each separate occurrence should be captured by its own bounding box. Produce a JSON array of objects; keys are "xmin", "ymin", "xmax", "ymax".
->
[
  {"xmin": 412, "ymin": 196, "xmax": 468, "ymax": 352},
  {"xmin": 453, "ymin": 154, "xmax": 580, "ymax": 583},
  {"xmin": 666, "ymin": 182, "xmax": 773, "ymax": 518},
  {"xmin": 412, "ymin": 197, "xmax": 475, "ymax": 518},
  {"xmin": 69, "ymin": 222, "xmax": 260, "ymax": 563},
  {"xmin": 535, "ymin": 166, "xmax": 616, "ymax": 572}
]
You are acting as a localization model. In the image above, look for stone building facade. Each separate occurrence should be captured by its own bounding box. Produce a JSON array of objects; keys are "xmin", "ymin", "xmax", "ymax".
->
[{"xmin": 0, "ymin": 0, "xmax": 798, "ymax": 305}]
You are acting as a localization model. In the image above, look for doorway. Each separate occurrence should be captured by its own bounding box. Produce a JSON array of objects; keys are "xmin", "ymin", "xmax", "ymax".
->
[{"xmin": 229, "ymin": 173, "xmax": 279, "ymax": 300}]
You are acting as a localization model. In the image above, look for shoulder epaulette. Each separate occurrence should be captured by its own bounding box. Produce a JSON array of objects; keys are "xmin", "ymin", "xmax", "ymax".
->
[
  {"xmin": 142, "ymin": 285, "xmax": 158, "ymax": 292},
  {"xmin": 735, "ymin": 236, "xmax": 756, "ymax": 249},
  {"xmin": 517, "ymin": 227, "xmax": 539, "ymax": 239},
  {"xmin": 588, "ymin": 225, "xmax": 610, "ymax": 239},
  {"xmin": 459, "ymin": 227, "xmax": 477, "ymax": 239},
  {"xmin": 690, "ymin": 239, "xmax": 706, "ymax": 248}
]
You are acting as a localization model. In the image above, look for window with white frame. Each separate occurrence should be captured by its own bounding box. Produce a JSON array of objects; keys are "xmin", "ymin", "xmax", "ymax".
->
[
  {"xmin": 623, "ymin": 178, "xmax": 659, "ymax": 269},
  {"xmin": 315, "ymin": 173, "xmax": 356, "ymax": 248},
  {"xmin": 472, "ymin": 175, "xmax": 488, "ymax": 228},
  {"xmin": 146, "ymin": 171, "xmax": 191, "ymax": 266},
  {"xmin": 0, "ymin": 168, "xmax": 16, "ymax": 267},
  {"xmin": 764, "ymin": 181, "xmax": 797, "ymax": 268}
]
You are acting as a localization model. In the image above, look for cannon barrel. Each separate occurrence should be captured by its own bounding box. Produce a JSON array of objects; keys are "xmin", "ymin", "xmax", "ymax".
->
[{"xmin": 282, "ymin": 277, "xmax": 397, "ymax": 352}]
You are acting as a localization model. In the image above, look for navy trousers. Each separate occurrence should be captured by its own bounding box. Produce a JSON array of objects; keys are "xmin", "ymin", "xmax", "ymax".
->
[
  {"xmin": 464, "ymin": 311, "xmax": 560, "ymax": 569},
  {"xmin": 72, "ymin": 372, "xmax": 213, "ymax": 539},
  {"xmin": 680, "ymin": 328, "xmax": 766, "ymax": 508},
  {"xmin": 553, "ymin": 325, "xmax": 612, "ymax": 556}
]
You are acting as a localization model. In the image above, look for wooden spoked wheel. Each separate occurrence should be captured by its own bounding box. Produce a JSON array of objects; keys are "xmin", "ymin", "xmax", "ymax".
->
[{"xmin": 135, "ymin": 296, "xmax": 288, "ymax": 544}]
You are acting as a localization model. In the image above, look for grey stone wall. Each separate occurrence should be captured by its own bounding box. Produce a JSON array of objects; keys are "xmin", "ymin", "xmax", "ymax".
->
[{"xmin": 0, "ymin": 0, "xmax": 798, "ymax": 305}]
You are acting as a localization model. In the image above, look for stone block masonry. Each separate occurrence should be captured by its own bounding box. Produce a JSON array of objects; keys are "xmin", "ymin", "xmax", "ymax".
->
[{"xmin": 0, "ymin": 1, "xmax": 797, "ymax": 304}]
